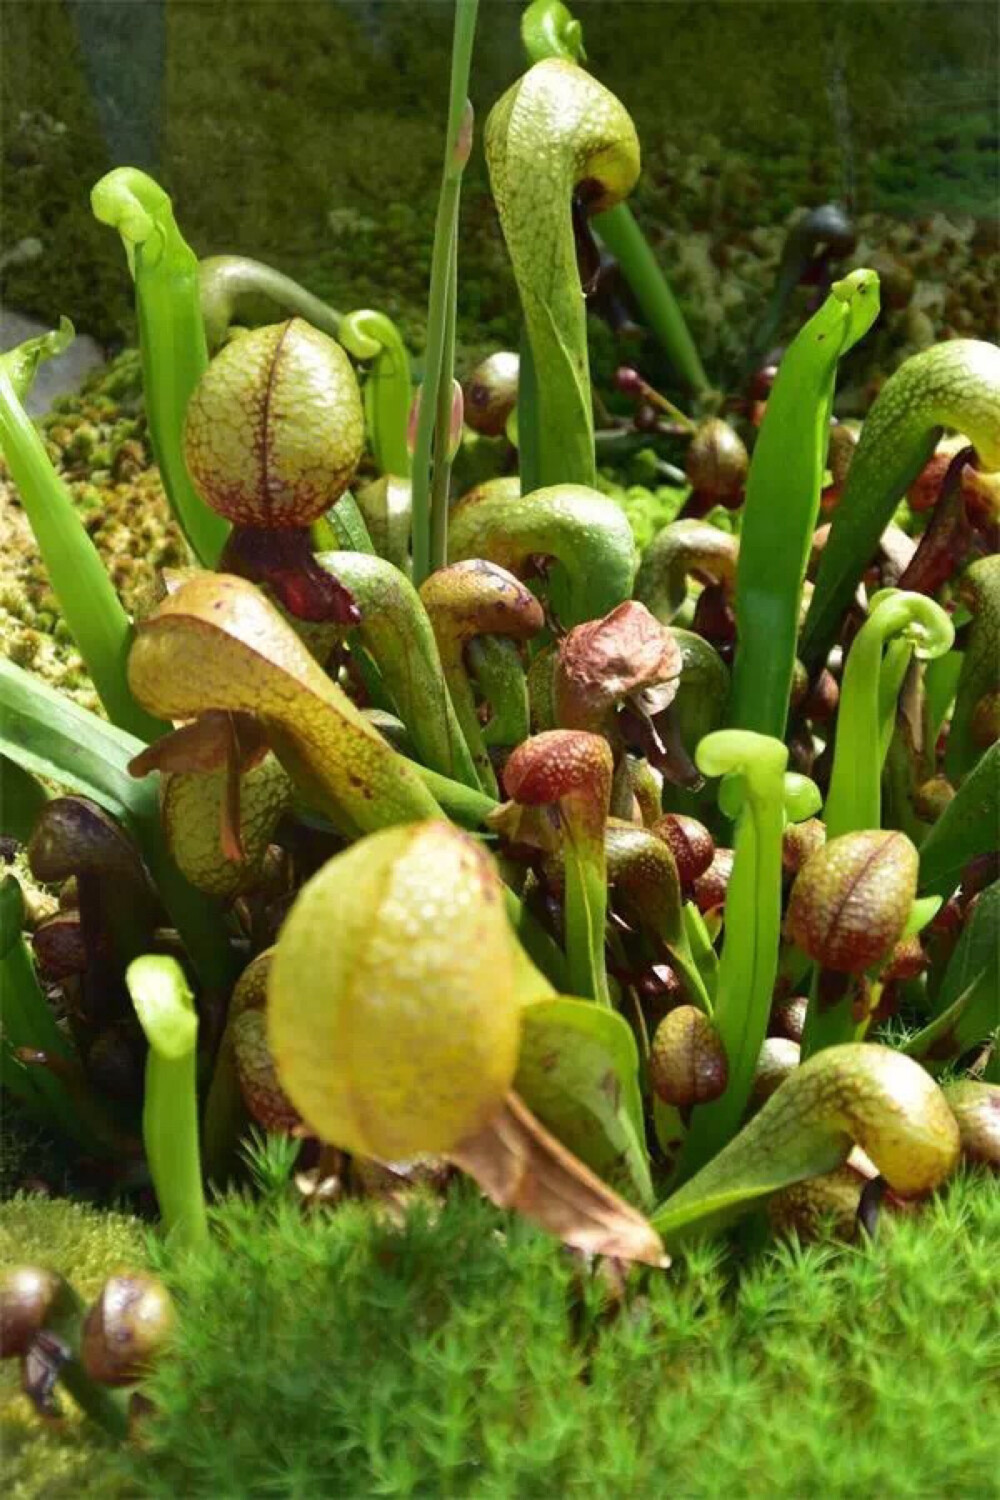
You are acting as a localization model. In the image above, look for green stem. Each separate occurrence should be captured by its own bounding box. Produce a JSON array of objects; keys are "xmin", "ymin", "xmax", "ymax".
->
[
  {"xmin": 131, "ymin": 798, "xmax": 239, "ymax": 994},
  {"xmin": 516, "ymin": 323, "xmax": 543, "ymax": 496},
  {"xmin": 728, "ymin": 270, "xmax": 879, "ymax": 739},
  {"xmin": 430, "ymin": 227, "xmax": 460, "ymax": 573},
  {"xmin": 127, "ymin": 955, "xmax": 209, "ymax": 1253},
  {"xmin": 411, "ymin": 0, "xmax": 479, "ymax": 585},
  {"xmin": 824, "ymin": 590, "xmax": 954, "ymax": 840},
  {"xmin": 675, "ymin": 733, "xmax": 817, "ymax": 1179},
  {"xmin": 563, "ymin": 831, "xmax": 611, "ymax": 1006},
  {"xmin": 406, "ymin": 761, "xmax": 497, "ymax": 828},
  {"xmin": 593, "ymin": 204, "xmax": 709, "ymax": 394},
  {"xmin": 91, "ymin": 168, "xmax": 230, "ymax": 567},
  {"xmin": 799, "ymin": 964, "xmax": 855, "ymax": 1059},
  {"xmin": 0, "ymin": 874, "xmax": 100, "ymax": 1147},
  {"xmin": 0, "ymin": 335, "xmax": 165, "ymax": 743}
]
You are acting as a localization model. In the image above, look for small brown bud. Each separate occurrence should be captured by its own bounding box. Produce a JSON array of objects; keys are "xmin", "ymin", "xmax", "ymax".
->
[
  {"xmin": 451, "ymin": 98, "xmax": 474, "ymax": 173},
  {"xmin": 31, "ymin": 910, "xmax": 88, "ymax": 980},
  {"xmin": 827, "ymin": 422, "xmax": 860, "ymax": 489},
  {"xmin": 913, "ymin": 776, "xmax": 955, "ymax": 823},
  {"xmin": 81, "ymin": 1273, "xmax": 175, "ymax": 1387},
  {"xmin": 781, "ymin": 818, "xmax": 826, "ymax": 878},
  {"xmin": 685, "ymin": 419, "xmax": 748, "ymax": 509},
  {"xmin": 649, "ymin": 1005, "xmax": 728, "ymax": 1108},
  {"xmin": 752, "ymin": 1037, "xmax": 800, "ymax": 1107},
  {"xmin": 971, "ymin": 689, "xmax": 1000, "ymax": 749},
  {"xmin": 690, "ymin": 584, "xmax": 735, "ymax": 650},
  {"xmin": 789, "ymin": 659, "xmax": 810, "ymax": 712},
  {"xmin": 768, "ymin": 1164, "xmax": 865, "ymax": 1242},
  {"xmin": 787, "ymin": 732, "xmax": 818, "ymax": 777},
  {"xmin": 804, "ymin": 670, "xmax": 839, "ymax": 723},
  {"xmin": 693, "ymin": 847, "xmax": 734, "ymax": 915},
  {"xmin": 637, "ymin": 963, "xmax": 683, "ymax": 1003},
  {"xmin": 769, "ymin": 996, "xmax": 808, "ymax": 1044},
  {"xmin": 632, "ymin": 962, "xmax": 683, "ymax": 1034},
  {"xmin": 943, "ymin": 1081, "xmax": 1000, "ymax": 1167},
  {"xmin": 653, "ymin": 814, "xmax": 715, "ymax": 887},
  {"xmin": 749, "ymin": 362, "xmax": 778, "ymax": 402},
  {"xmin": 930, "ymin": 896, "xmax": 963, "ymax": 939},
  {"xmin": 882, "ymin": 934, "xmax": 928, "ymax": 983},
  {"xmin": 614, "ymin": 366, "xmax": 646, "ymax": 398},
  {"xmin": 0, "ymin": 1267, "xmax": 65, "ymax": 1358},
  {"xmin": 462, "ymin": 350, "xmax": 519, "ymax": 438},
  {"xmin": 786, "ymin": 830, "xmax": 919, "ymax": 974}
]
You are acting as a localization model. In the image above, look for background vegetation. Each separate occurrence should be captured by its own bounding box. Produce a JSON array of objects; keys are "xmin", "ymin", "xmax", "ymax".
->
[{"xmin": 2, "ymin": 0, "xmax": 997, "ymax": 359}]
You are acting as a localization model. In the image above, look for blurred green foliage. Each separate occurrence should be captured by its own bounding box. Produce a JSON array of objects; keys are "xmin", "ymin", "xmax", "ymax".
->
[{"xmin": 2, "ymin": 0, "xmax": 995, "ymax": 362}]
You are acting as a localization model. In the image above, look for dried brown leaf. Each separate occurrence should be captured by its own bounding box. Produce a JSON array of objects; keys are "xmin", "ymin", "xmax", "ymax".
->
[{"xmin": 449, "ymin": 1091, "xmax": 668, "ymax": 1268}]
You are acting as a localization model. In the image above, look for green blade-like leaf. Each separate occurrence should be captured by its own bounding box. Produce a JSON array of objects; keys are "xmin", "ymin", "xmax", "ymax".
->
[
  {"xmin": 901, "ymin": 988, "xmax": 975, "ymax": 1065},
  {"xmin": 919, "ymin": 744, "xmax": 999, "ymax": 898},
  {"xmin": 915, "ymin": 881, "xmax": 999, "ymax": 1066},
  {"xmin": 0, "ymin": 654, "xmax": 151, "ymax": 816},
  {"xmin": 0, "ymin": 755, "xmax": 49, "ymax": 841}
]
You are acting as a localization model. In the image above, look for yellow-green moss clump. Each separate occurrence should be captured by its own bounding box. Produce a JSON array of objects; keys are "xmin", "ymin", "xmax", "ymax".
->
[
  {"xmin": 0, "ymin": 1195, "xmax": 147, "ymax": 1500},
  {"xmin": 0, "ymin": 351, "xmax": 187, "ymax": 713}
]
